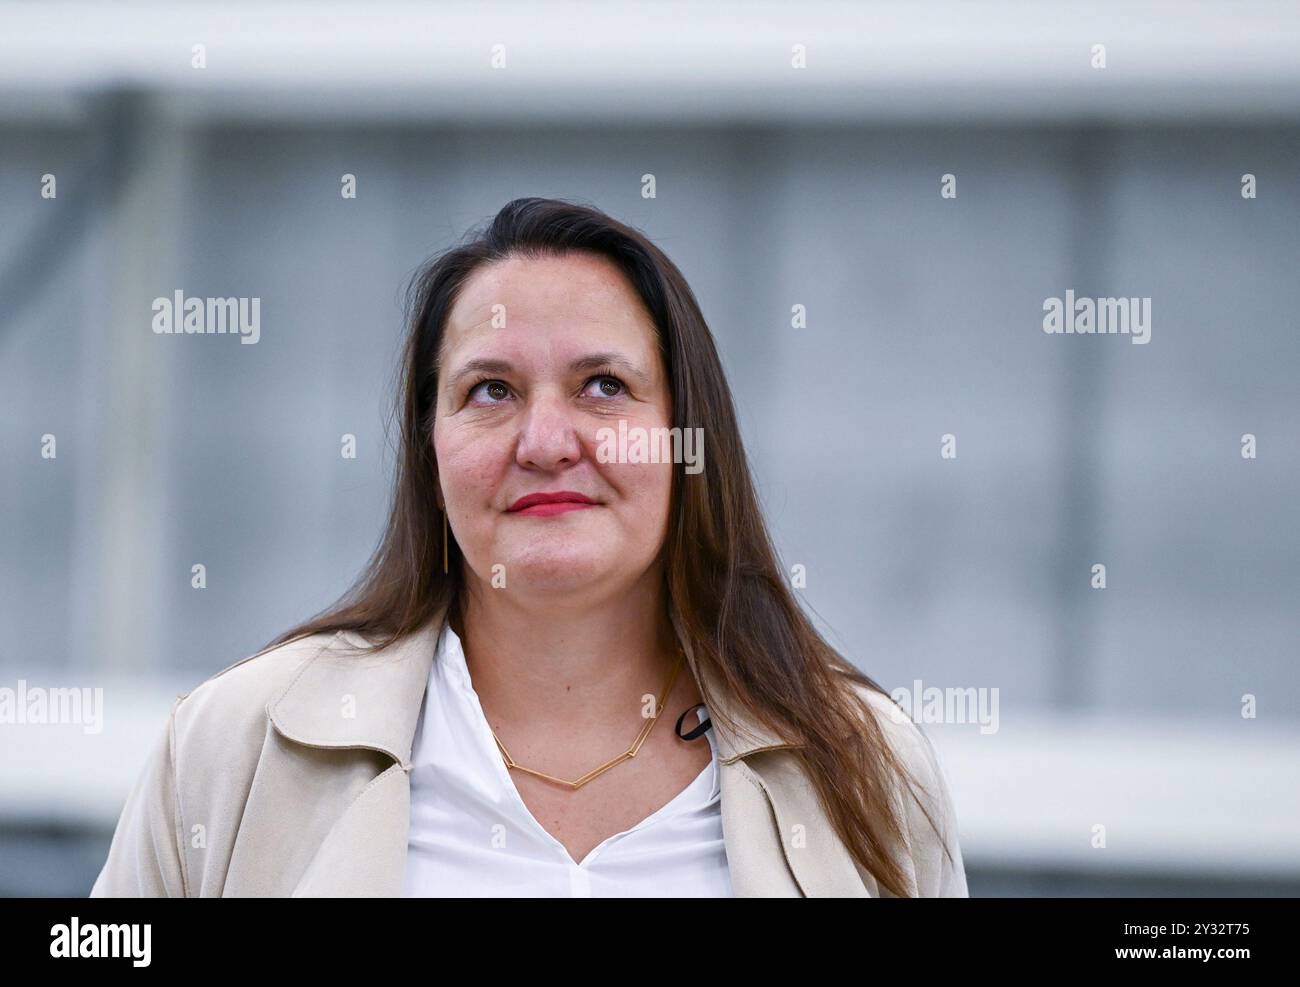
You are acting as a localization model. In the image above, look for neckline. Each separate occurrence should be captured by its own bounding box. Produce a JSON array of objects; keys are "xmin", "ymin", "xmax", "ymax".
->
[
  {"xmin": 433, "ymin": 620, "xmax": 721, "ymax": 865},
  {"xmin": 437, "ymin": 618, "xmax": 715, "ymax": 751}
]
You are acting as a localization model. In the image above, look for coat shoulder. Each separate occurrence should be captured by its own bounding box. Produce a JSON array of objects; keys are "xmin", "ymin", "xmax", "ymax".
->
[
  {"xmin": 90, "ymin": 631, "xmax": 343, "ymax": 897},
  {"xmin": 173, "ymin": 631, "xmax": 340, "ymax": 737},
  {"xmin": 852, "ymin": 685, "xmax": 933, "ymax": 773},
  {"xmin": 847, "ymin": 680, "xmax": 971, "ymax": 897}
]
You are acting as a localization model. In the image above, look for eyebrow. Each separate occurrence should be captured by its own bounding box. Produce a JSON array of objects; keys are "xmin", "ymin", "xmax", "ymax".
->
[{"xmin": 446, "ymin": 352, "xmax": 652, "ymax": 391}]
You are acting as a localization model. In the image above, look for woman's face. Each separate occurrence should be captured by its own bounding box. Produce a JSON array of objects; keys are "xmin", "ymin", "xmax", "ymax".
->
[{"xmin": 433, "ymin": 252, "xmax": 675, "ymax": 602}]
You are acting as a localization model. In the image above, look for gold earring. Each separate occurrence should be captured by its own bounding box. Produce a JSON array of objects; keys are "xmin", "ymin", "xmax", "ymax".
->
[{"xmin": 442, "ymin": 507, "xmax": 449, "ymax": 574}]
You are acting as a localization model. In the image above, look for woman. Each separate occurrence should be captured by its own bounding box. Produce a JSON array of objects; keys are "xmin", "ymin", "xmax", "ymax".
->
[{"xmin": 90, "ymin": 197, "xmax": 968, "ymax": 897}]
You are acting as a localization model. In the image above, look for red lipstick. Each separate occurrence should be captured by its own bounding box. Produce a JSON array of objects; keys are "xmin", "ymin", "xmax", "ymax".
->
[{"xmin": 507, "ymin": 491, "xmax": 598, "ymax": 517}]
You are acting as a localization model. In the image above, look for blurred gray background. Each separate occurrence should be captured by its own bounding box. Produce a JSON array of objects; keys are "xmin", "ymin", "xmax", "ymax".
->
[{"xmin": 2, "ymin": 0, "xmax": 1298, "ymax": 896}]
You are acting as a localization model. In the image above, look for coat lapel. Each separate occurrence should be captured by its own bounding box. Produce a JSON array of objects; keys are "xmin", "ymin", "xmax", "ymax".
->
[
  {"xmin": 730, "ymin": 749, "xmax": 878, "ymax": 896},
  {"xmin": 263, "ymin": 618, "xmax": 439, "ymax": 897},
  {"xmin": 258, "ymin": 601, "xmax": 871, "ymax": 897},
  {"xmin": 290, "ymin": 761, "xmax": 413, "ymax": 896},
  {"xmin": 679, "ymin": 620, "xmax": 877, "ymax": 896}
]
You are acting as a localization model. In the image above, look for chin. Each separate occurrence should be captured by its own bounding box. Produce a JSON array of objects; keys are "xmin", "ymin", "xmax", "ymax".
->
[
  {"xmin": 521, "ymin": 556, "xmax": 610, "ymax": 590},
  {"xmin": 493, "ymin": 538, "xmax": 609, "ymax": 590}
]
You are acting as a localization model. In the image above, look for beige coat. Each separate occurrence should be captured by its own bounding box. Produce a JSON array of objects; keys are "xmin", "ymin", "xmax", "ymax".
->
[{"xmin": 89, "ymin": 601, "xmax": 969, "ymax": 897}]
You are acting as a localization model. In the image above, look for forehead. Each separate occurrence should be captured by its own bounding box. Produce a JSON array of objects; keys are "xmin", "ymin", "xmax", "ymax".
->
[{"xmin": 440, "ymin": 252, "xmax": 659, "ymax": 365}]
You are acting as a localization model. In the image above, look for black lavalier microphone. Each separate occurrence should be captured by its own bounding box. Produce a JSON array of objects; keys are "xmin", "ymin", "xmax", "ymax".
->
[{"xmin": 674, "ymin": 702, "xmax": 712, "ymax": 741}]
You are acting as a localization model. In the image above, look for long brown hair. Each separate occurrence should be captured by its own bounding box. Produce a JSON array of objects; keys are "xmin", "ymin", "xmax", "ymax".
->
[{"xmin": 269, "ymin": 197, "xmax": 946, "ymax": 896}]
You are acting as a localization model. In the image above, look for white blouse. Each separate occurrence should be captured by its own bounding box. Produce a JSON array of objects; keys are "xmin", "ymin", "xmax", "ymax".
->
[{"xmin": 401, "ymin": 620, "xmax": 735, "ymax": 897}]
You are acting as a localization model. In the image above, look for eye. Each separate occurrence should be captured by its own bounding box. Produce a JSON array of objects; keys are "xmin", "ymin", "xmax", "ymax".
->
[
  {"xmin": 582, "ymin": 374, "xmax": 626, "ymax": 399},
  {"xmin": 468, "ymin": 378, "xmax": 512, "ymax": 404}
]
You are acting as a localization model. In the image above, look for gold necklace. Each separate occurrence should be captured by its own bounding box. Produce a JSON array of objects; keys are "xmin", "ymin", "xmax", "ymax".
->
[{"xmin": 485, "ymin": 648, "xmax": 686, "ymax": 790}]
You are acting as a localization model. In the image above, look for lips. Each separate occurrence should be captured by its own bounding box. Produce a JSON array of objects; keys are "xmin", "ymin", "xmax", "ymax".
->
[{"xmin": 507, "ymin": 491, "xmax": 598, "ymax": 516}]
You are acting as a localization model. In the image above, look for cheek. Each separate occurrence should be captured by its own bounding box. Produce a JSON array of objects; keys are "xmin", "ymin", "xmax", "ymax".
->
[
  {"xmin": 604, "ymin": 459, "xmax": 674, "ymax": 519},
  {"xmin": 434, "ymin": 426, "xmax": 506, "ymax": 503}
]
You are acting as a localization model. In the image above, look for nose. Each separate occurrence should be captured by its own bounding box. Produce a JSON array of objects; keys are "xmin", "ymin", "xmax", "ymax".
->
[{"xmin": 514, "ymin": 389, "xmax": 583, "ymax": 472}]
